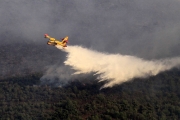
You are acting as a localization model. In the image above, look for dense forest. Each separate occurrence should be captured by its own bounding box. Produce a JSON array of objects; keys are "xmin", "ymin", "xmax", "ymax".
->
[
  {"xmin": 1, "ymin": 44, "xmax": 180, "ymax": 119},
  {"xmin": 0, "ymin": 68, "xmax": 180, "ymax": 120}
]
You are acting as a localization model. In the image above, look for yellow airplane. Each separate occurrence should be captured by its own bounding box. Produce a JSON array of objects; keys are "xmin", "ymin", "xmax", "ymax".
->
[{"xmin": 44, "ymin": 34, "xmax": 68, "ymax": 47}]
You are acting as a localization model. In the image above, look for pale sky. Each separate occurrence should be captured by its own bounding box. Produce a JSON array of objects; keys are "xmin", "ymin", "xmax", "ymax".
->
[{"xmin": 1, "ymin": 0, "xmax": 180, "ymax": 59}]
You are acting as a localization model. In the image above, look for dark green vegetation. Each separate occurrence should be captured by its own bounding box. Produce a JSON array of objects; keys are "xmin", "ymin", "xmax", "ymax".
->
[{"xmin": 0, "ymin": 69, "xmax": 180, "ymax": 120}]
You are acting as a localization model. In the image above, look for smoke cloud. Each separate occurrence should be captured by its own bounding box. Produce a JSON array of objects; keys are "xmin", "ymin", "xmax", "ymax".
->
[
  {"xmin": 1, "ymin": 1, "xmax": 180, "ymax": 85},
  {"xmin": 41, "ymin": 45, "xmax": 180, "ymax": 88},
  {"xmin": 1, "ymin": 0, "xmax": 180, "ymax": 58}
]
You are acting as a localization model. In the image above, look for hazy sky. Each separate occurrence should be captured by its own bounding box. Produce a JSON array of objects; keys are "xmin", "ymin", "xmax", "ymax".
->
[{"xmin": 1, "ymin": 0, "xmax": 180, "ymax": 59}]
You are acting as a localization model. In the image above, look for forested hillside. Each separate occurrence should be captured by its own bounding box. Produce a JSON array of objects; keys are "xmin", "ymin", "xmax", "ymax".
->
[
  {"xmin": 0, "ymin": 43, "xmax": 65, "ymax": 79},
  {"xmin": 1, "ymin": 44, "xmax": 180, "ymax": 119},
  {"xmin": 0, "ymin": 69, "xmax": 180, "ymax": 120}
]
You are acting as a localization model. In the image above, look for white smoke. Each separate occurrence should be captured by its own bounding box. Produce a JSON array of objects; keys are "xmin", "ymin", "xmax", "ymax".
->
[
  {"xmin": 55, "ymin": 45, "xmax": 180, "ymax": 88},
  {"xmin": 40, "ymin": 65, "xmax": 75, "ymax": 87}
]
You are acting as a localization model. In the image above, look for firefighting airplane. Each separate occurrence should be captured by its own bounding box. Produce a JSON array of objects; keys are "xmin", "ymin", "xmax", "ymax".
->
[{"xmin": 44, "ymin": 34, "xmax": 68, "ymax": 47}]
